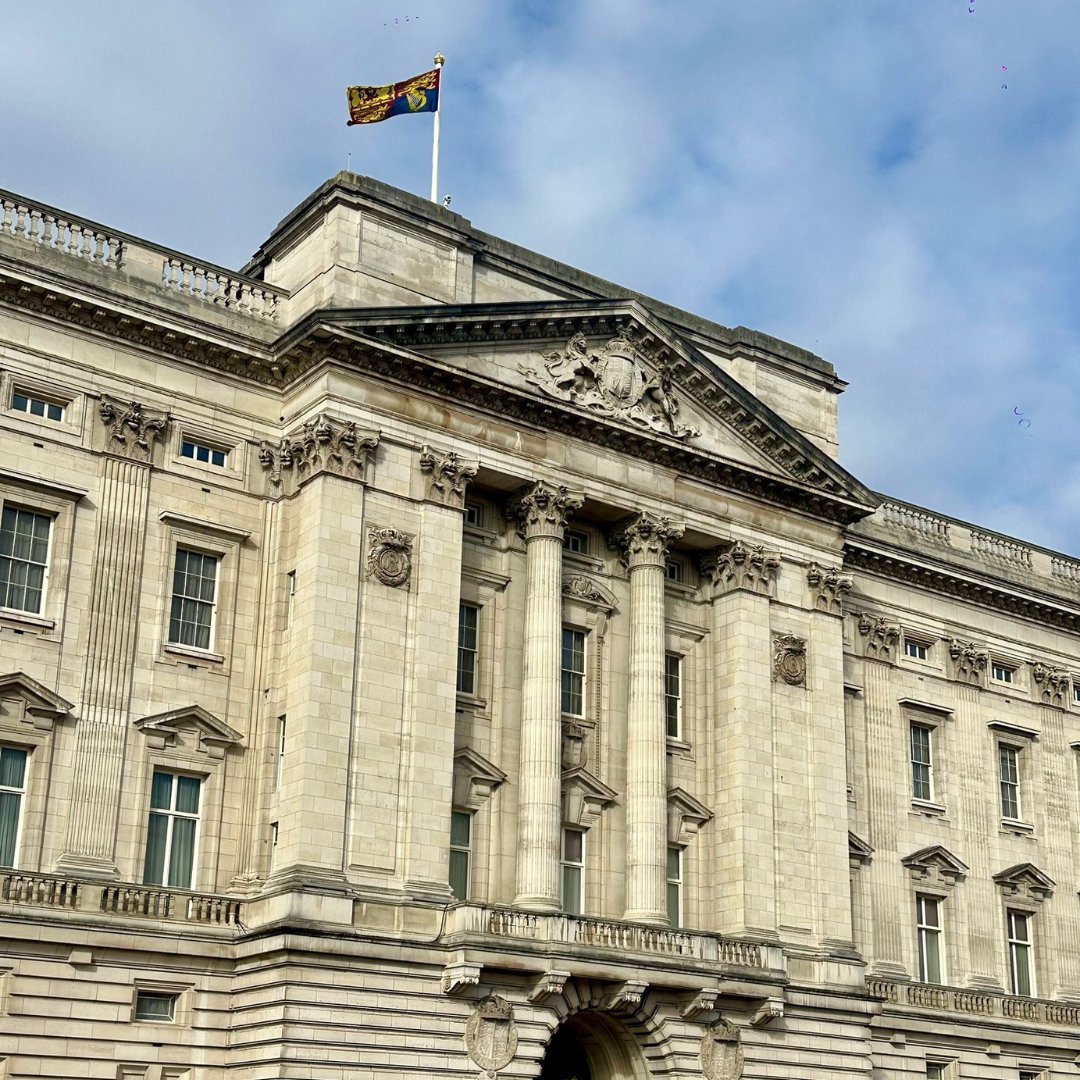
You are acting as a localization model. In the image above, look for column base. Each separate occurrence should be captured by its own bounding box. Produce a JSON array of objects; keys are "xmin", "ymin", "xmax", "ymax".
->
[
  {"xmin": 53, "ymin": 853, "xmax": 120, "ymax": 880},
  {"xmin": 264, "ymin": 863, "xmax": 351, "ymax": 893},
  {"xmin": 623, "ymin": 909, "xmax": 668, "ymax": 927},
  {"xmin": 514, "ymin": 895, "xmax": 562, "ymax": 914}
]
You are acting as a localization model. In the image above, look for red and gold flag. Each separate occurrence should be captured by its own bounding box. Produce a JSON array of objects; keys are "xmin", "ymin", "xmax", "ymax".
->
[{"xmin": 346, "ymin": 68, "xmax": 440, "ymax": 126}]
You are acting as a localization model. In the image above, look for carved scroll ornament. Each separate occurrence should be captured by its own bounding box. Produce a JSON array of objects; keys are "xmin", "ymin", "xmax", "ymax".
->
[
  {"xmin": 420, "ymin": 445, "xmax": 477, "ymax": 509},
  {"xmin": 521, "ymin": 329, "xmax": 699, "ymax": 440},
  {"xmin": 98, "ymin": 396, "xmax": 170, "ymax": 463},
  {"xmin": 774, "ymin": 634, "xmax": 807, "ymax": 686},
  {"xmin": 367, "ymin": 527, "xmax": 413, "ymax": 588}
]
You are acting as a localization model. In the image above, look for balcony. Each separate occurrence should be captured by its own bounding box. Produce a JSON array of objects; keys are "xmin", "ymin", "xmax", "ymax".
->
[
  {"xmin": 868, "ymin": 978, "xmax": 1080, "ymax": 1028},
  {"xmin": 444, "ymin": 903, "xmax": 785, "ymax": 975},
  {"xmin": 0, "ymin": 870, "xmax": 244, "ymax": 930}
]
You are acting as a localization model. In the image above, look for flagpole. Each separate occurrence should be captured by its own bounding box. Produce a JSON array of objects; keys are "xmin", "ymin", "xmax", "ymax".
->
[{"xmin": 430, "ymin": 53, "xmax": 445, "ymax": 203}]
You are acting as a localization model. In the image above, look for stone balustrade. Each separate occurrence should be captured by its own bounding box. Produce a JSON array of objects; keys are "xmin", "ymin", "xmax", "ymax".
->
[
  {"xmin": 0, "ymin": 870, "xmax": 243, "ymax": 928},
  {"xmin": 445, "ymin": 903, "xmax": 780, "ymax": 971},
  {"xmin": 879, "ymin": 501, "xmax": 952, "ymax": 542},
  {"xmin": 970, "ymin": 530, "xmax": 1034, "ymax": 569},
  {"xmin": 0, "ymin": 187, "xmax": 285, "ymax": 323},
  {"xmin": 868, "ymin": 978, "xmax": 1079, "ymax": 1026},
  {"xmin": 1051, "ymin": 556, "xmax": 1080, "ymax": 586}
]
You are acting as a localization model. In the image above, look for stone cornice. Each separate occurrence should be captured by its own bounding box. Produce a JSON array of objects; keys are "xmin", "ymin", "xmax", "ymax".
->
[{"xmin": 844, "ymin": 539, "xmax": 1080, "ymax": 632}]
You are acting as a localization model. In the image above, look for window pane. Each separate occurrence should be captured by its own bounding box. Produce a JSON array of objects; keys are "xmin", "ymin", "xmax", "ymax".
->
[
  {"xmin": 449, "ymin": 848, "xmax": 470, "ymax": 900},
  {"xmin": 450, "ymin": 810, "xmax": 471, "ymax": 848},
  {"xmin": 12, "ymin": 393, "xmax": 28, "ymax": 412},
  {"xmin": 175, "ymin": 775, "xmax": 201, "ymax": 815},
  {"xmin": 143, "ymin": 813, "xmax": 168, "ymax": 884},
  {"xmin": 1012, "ymin": 943, "xmax": 1032, "ymax": 995},
  {"xmin": 0, "ymin": 790, "xmax": 22, "ymax": 867},
  {"xmin": 563, "ymin": 829, "xmax": 583, "ymax": 863},
  {"xmin": 0, "ymin": 746, "xmax": 27, "ymax": 788},
  {"xmin": 562, "ymin": 864, "xmax": 582, "ymax": 915},
  {"xmin": 922, "ymin": 925, "xmax": 942, "ymax": 983},
  {"xmin": 150, "ymin": 771, "xmax": 174, "ymax": 810},
  {"xmin": 168, "ymin": 817, "xmax": 197, "ymax": 889},
  {"xmin": 134, "ymin": 991, "xmax": 177, "ymax": 1022},
  {"xmin": 667, "ymin": 880, "xmax": 681, "ymax": 927},
  {"xmin": 667, "ymin": 846, "xmax": 681, "ymax": 880}
]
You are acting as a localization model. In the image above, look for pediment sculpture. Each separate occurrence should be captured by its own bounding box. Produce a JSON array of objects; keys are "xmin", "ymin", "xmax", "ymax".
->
[{"xmin": 521, "ymin": 330, "xmax": 699, "ymax": 440}]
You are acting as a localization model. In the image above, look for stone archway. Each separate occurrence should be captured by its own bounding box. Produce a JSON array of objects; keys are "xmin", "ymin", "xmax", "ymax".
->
[{"xmin": 539, "ymin": 1011, "xmax": 650, "ymax": 1080}]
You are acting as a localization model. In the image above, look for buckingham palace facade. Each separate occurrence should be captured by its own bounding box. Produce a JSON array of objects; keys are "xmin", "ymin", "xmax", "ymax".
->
[{"xmin": 0, "ymin": 173, "xmax": 1078, "ymax": 1079}]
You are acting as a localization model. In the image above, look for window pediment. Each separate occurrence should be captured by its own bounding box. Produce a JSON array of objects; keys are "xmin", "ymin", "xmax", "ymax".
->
[
  {"xmin": 562, "ymin": 766, "xmax": 617, "ymax": 830},
  {"xmin": 0, "ymin": 671, "xmax": 74, "ymax": 731},
  {"xmin": 134, "ymin": 705, "xmax": 243, "ymax": 759},
  {"xmin": 848, "ymin": 831, "xmax": 874, "ymax": 867},
  {"xmin": 901, "ymin": 845, "xmax": 968, "ymax": 886},
  {"xmin": 993, "ymin": 862, "xmax": 1055, "ymax": 902},
  {"xmin": 667, "ymin": 786, "xmax": 713, "ymax": 846},
  {"xmin": 452, "ymin": 746, "xmax": 507, "ymax": 810}
]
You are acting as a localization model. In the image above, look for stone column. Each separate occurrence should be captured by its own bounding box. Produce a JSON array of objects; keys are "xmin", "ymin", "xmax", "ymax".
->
[
  {"xmin": 614, "ymin": 511, "xmax": 684, "ymax": 924},
  {"xmin": 57, "ymin": 398, "xmax": 169, "ymax": 877},
  {"xmin": 511, "ymin": 481, "xmax": 583, "ymax": 912}
]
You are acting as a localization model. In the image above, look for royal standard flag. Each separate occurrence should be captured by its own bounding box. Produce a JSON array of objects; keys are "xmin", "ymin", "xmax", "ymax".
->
[{"xmin": 346, "ymin": 68, "xmax": 440, "ymax": 126}]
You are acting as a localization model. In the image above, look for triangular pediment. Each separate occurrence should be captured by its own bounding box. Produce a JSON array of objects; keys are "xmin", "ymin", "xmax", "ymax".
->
[
  {"xmin": 0, "ymin": 671, "xmax": 74, "ymax": 731},
  {"xmin": 848, "ymin": 832, "xmax": 874, "ymax": 865},
  {"xmin": 667, "ymin": 786, "xmax": 713, "ymax": 845},
  {"xmin": 292, "ymin": 299, "xmax": 878, "ymax": 525},
  {"xmin": 453, "ymin": 745, "xmax": 507, "ymax": 810},
  {"xmin": 993, "ymin": 862, "xmax": 1055, "ymax": 901},
  {"xmin": 134, "ymin": 705, "xmax": 243, "ymax": 758},
  {"xmin": 902, "ymin": 845, "xmax": 968, "ymax": 884},
  {"xmin": 562, "ymin": 765, "xmax": 618, "ymax": 829}
]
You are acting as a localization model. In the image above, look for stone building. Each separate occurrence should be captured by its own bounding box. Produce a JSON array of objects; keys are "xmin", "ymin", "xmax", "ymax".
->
[{"xmin": 0, "ymin": 173, "xmax": 1078, "ymax": 1080}]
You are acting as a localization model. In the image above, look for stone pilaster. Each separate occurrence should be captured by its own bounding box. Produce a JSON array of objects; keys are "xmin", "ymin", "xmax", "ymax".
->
[
  {"xmin": 57, "ymin": 400, "xmax": 169, "ymax": 876},
  {"xmin": 614, "ymin": 511, "xmax": 684, "ymax": 924},
  {"xmin": 701, "ymin": 540, "xmax": 780, "ymax": 938},
  {"xmin": 511, "ymin": 481, "xmax": 583, "ymax": 912}
]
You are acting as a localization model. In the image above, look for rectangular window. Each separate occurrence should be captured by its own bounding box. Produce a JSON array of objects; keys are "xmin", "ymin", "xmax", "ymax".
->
[
  {"xmin": 463, "ymin": 502, "xmax": 482, "ymax": 528},
  {"xmin": 11, "ymin": 389, "xmax": 64, "ymax": 422},
  {"xmin": 925, "ymin": 1066, "xmax": 945, "ymax": 1080},
  {"xmin": 143, "ymin": 771, "xmax": 201, "ymax": 889},
  {"xmin": 999, "ymin": 743, "xmax": 1021, "ymax": 820},
  {"xmin": 665, "ymin": 559, "xmax": 684, "ymax": 583},
  {"xmin": 1007, "ymin": 909, "xmax": 1035, "ymax": 996},
  {"xmin": 910, "ymin": 723, "xmax": 934, "ymax": 802},
  {"xmin": 180, "ymin": 438, "xmax": 227, "ymax": 467},
  {"xmin": 916, "ymin": 894, "xmax": 944, "ymax": 984},
  {"xmin": 992, "ymin": 662, "xmax": 1015, "ymax": 684},
  {"xmin": 134, "ymin": 990, "xmax": 178, "ymax": 1022},
  {"xmin": 667, "ymin": 847, "xmax": 683, "ymax": 928},
  {"xmin": 0, "ymin": 506, "xmax": 52, "ymax": 614},
  {"xmin": 274, "ymin": 716, "xmax": 286, "ymax": 791},
  {"xmin": 0, "ymin": 746, "xmax": 29, "ymax": 868},
  {"xmin": 905, "ymin": 639, "xmax": 928, "ymax": 660},
  {"xmin": 665, "ymin": 653, "xmax": 683, "ymax": 739},
  {"xmin": 561, "ymin": 827, "xmax": 584, "ymax": 915},
  {"xmin": 168, "ymin": 547, "xmax": 218, "ymax": 650},
  {"xmin": 457, "ymin": 603, "xmax": 479, "ymax": 696},
  {"xmin": 449, "ymin": 810, "xmax": 472, "ymax": 900},
  {"xmin": 285, "ymin": 570, "xmax": 296, "ymax": 627},
  {"xmin": 1073, "ymin": 681, "xmax": 1080, "ymax": 704},
  {"xmin": 563, "ymin": 529, "xmax": 589, "ymax": 555},
  {"xmin": 561, "ymin": 628, "xmax": 586, "ymax": 717},
  {"xmin": 1019, "ymin": 1071, "xmax": 1043, "ymax": 1080}
]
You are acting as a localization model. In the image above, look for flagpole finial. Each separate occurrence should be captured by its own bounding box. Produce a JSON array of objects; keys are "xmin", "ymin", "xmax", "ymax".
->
[{"xmin": 434, "ymin": 53, "xmax": 445, "ymax": 66}]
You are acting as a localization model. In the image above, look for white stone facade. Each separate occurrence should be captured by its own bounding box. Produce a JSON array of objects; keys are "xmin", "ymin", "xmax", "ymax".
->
[{"xmin": 0, "ymin": 176, "xmax": 1077, "ymax": 1078}]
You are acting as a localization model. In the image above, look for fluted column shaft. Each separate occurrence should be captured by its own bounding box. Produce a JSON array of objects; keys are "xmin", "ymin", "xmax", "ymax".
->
[
  {"xmin": 513, "ymin": 482, "xmax": 582, "ymax": 912},
  {"xmin": 618, "ymin": 512, "xmax": 684, "ymax": 924}
]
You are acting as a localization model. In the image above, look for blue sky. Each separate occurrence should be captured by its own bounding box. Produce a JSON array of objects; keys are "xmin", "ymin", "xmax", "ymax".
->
[{"xmin": 3, "ymin": 1, "xmax": 1079, "ymax": 554}]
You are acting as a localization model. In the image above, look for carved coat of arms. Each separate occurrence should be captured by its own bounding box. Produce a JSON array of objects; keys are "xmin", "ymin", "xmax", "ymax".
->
[
  {"xmin": 464, "ymin": 995, "xmax": 518, "ymax": 1075},
  {"xmin": 521, "ymin": 330, "xmax": 698, "ymax": 440}
]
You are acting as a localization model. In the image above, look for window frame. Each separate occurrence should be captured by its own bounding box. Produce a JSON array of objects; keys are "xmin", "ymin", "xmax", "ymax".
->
[
  {"xmin": 561, "ymin": 826, "xmax": 585, "ymax": 915},
  {"xmin": 0, "ymin": 744, "xmax": 30, "ymax": 870},
  {"xmin": 561, "ymin": 626, "xmax": 587, "ymax": 718},
  {"xmin": 904, "ymin": 636, "xmax": 930, "ymax": 661},
  {"xmin": 910, "ymin": 721, "xmax": 935, "ymax": 803},
  {"xmin": 665, "ymin": 652, "xmax": 683, "ymax": 740},
  {"xmin": 0, "ymin": 503, "xmax": 53, "ymax": 617},
  {"xmin": 179, "ymin": 436, "xmax": 228, "ymax": 469},
  {"xmin": 915, "ymin": 893, "xmax": 946, "ymax": 984},
  {"xmin": 666, "ymin": 846, "xmax": 683, "ymax": 928},
  {"xmin": 457, "ymin": 602, "xmax": 480, "ymax": 697},
  {"xmin": 449, "ymin": 809, "xmax": 473, "ymax": 901},
  {"xmin": 142, "ymin": 769, "xmax": 203, "ymax": 890},
  {"xmin": 167, "ymin": 545, "xmax": 220, "ymax": 653},
  {"xmin": 10, "ymin": 388, "xmax": 65, "ymax": 423},
  {"xmin": 563, "ymin": 529, "xmax": 590, "ymax": 556},
  {"xmin": 992, "ymin": 660, "xmax": 1017, "ymax": 685},
  {"xmin": 1006, "ymin": 907, "xmax": 1036, "ymax": 997},
  {"xmin": 133, "ymin": 989, "xmax": 179, "ymax": 1023},
  {"xmin": 998, "ymin": 741, "xmax": 1023, "ymax": 822}
]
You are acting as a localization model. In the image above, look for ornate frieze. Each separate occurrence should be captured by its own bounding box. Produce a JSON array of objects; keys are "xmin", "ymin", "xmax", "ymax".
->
[
  {"xmin": 259, "ymin": 414, "xmax": 379, "ymax": 489},
  {"xmin": 98, "ymin": 396, "xmax": 170, "ymax": 463},
  {"xmin": 700, "ymin": 1019, "xmax": 744, "ymax": 1080},
  {"xmin": 947, "ymin": 639, "xmax": 988, "ymax": 685},
  {"xmin": 366, "ymin": 528, "xmax": 413, "ymax": 588},
  {"xmin": 509, "ymin": 480, "xmax": 583, "ymax": 541},
  {"xmin": 611, "ymin": 511, "xmax": 685, "ymax": 569},
  {"xmin": 464, "ymin": 995, "xmax": 518, "ymax": 1075},
  {"xmin": 773, "ymin": 634, "xmax": 807, "ymax": 686},
  {"xmin": 857, "ymin": 613, "xmax": 901, "ymax": 661},
  {"xmin": 700, "ymin": 540, "xmax": 780, "ymax": 597},
  {"xmin": 419, "ymin": 445, "xmax": 477, "ymax": 509},
  {"xmin": 521, "ymin": 329, "xmax": 698, "ymax": 440},
  {"xmin": 806, "ymin": 562, "xmax": 852, "ymax": 616},
  {"xmin": 1032, "ymin": 662, "xmax": 1070, "ymax": 706}
]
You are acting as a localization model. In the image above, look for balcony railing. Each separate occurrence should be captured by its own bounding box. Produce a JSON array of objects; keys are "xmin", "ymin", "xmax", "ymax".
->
[
  {"xmin": 867, "ymin": 978, "xmax": 1079, "ymax": 1027},
  {"xmin": 446, "ymin": 903, "xmax": 783, "ymax": 971},
  {"xmin": 879, "ymin": 501, "xmax": 952, "ymax": 542},
  {"xmin": 0, "ymin": 188, "xmax": 285, "ymax": 322},
  {"xmin": 0, "ymin": 870, "xmax": 244, "ymax": 928}
]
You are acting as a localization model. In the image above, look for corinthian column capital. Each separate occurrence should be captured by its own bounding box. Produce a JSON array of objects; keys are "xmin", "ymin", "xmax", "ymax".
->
[
  {"xmin": 612, "ymin": 511, "xmax": 685, "ymax": 569},
  {"xmin": 510, "ymin": 480, "xmax": 584, "ymax": 541},
  {"xmin": 701, "ymin": 539, "xmax": 781, "ymax": 597}
]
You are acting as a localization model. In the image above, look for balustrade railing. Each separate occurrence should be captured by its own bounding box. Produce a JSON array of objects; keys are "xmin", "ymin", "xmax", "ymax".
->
[
  {"xmin": 0, "ymin": 187, "xmax": 284, "ymax": 322},
  {"xmin": 871, "ymin": 979, "xmax": 1078, "ymax": 1027},
  {"xmin": 0, "ymin": 870, "xmax": 243, "ymax": 929},
  {"xmin": 970, "ymin": 531, "xmax": 1034, "ymax": 569},
  {"xmin": 1051, "ymin": 556, "xmax": 1080, "ymax": 587},
  {"xmin": 879, "ymin": 501, "xmax": 951, "ymax": 542}
]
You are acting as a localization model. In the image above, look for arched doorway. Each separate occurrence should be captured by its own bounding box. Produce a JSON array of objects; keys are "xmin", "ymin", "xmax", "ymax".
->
[{"xmin": 539, "ymin": 1012, "xmax": 649, "ymax": 1080}]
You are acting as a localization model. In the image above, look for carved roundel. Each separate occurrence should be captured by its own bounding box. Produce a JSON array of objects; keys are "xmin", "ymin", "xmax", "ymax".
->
[
  {"xmin": 464, "ymin": 995, "xmax": 518, "ymax": 1072},
  {"xmin": 367, "ymin": 527, "xmax": 413, "ymax": 588},
  {"xmin": 700, "ymin": 1018, "xmax": 744, "ymax": 1080},
  {"xmin": 773, "ymin": 633, "xmax": 807, "ymax": 686}
]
